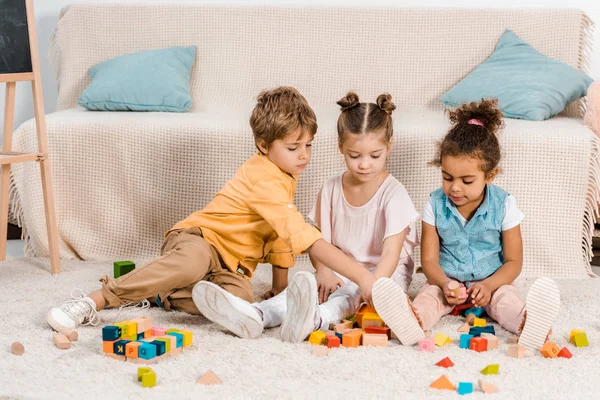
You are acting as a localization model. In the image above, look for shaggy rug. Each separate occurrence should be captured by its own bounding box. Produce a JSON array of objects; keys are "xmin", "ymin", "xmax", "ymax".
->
[{"xmin": 1, "ymin": 258, "xmax": 599, "ymax": 400}]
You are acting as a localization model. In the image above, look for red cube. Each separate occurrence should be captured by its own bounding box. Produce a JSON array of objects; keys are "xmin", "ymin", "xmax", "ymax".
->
[
  {"xmin": 326, "ymin": 335, "xmax": 340, "ymax": 348},
  {"xmin": 364, "ymin": 326, "xmax": 391, "ymax": 339},
  {"xmin": 450, "ymin": 303, "xmax": 473, "ymax": 316},
  {"xmin": 469, "ymin": 337, "xmax": 488, "ymax": 352}
]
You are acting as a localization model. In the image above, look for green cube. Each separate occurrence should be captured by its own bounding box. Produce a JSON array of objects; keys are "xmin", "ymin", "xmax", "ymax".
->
[{"xmin": 114, "ymin": 260, "xmax": 135, "ymax": 278}]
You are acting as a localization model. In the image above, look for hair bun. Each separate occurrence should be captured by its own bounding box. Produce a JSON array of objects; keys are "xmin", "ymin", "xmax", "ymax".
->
[
  {"xmin": 448, "ymin": 98, "xmax": 503, "ymax": 135},
  {"xmin": 376, "ymin": 93, "xmax": 396, "ymax": 115},
  {"xmin": 337, "ymin": 92, "xmax": 360, "ymax": 111}
]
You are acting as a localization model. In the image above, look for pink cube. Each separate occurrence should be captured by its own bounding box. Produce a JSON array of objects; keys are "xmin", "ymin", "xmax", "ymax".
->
[
  {"xmin": 419, "ymin": 337, "xmax": 435, "ymax": 352},
  {"xmin": 152, "ymin": 326, "xmax": 167, "ymax": 337}
]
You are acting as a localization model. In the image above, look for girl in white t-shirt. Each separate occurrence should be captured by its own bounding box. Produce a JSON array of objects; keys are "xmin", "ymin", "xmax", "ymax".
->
[{"xmin": 278, "ymin": 92, "xmax": 420, "ymax": 343}]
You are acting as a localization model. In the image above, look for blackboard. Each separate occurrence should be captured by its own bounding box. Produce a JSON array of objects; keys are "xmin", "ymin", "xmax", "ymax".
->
[{"xmin": 0, "ymin": 0, "xmax": 32, "ymax": 74}]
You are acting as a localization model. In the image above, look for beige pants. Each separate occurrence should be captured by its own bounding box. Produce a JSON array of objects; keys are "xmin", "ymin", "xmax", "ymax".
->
[{"xmin": 100, "ymin": 227, "xmax": 253, "ymax": 315}]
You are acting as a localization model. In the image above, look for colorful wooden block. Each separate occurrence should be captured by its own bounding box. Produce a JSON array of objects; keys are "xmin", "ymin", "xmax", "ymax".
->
[
  {"xmin": 469, "ymin": 325, "xmax": 495, "ymax": 337},
  {"xmin": 364, "ymin": 326, "xmax": 391, "ymax": 339},
  {"xmin": 480, "ymin": 333, "xmax": 498, "ymax": 350},
  {"xmin": 507, "ymin": 336, "xmax": 519, "ymax": 344},
  {"xmin": 558, "ymin": 347, "xmax": 573, "ymax": 359},
  {"xmin": 11, "ymin": 342, "xmax": 24, "ymax": 356},
  {"xmin": 450, "ymin": 303, "xmax": 473, "ymax": 316},
  {"xmin": 447, "ymin": 280, "xmax": 461, "ymax": 297},
  {"xmin": 334, "ymin": 320, "xmax": 354, "ymax": 334},
  {"xmin": 138, "ymin": 343, "xmax": 157, "ymax": 360},
  {"xmin": 113, "ymin": 322, "xmax": 129, "ymax": 338},
  {"xmin": 122, "ymin": 320, "xmax": 137, "ymax": 337},
  {"xmin": 466, "ymin": 314, "xmax": 475, "ymax": 326},
  {"xmin": 430, "ymin": 375, "xmax": 456, "ymax": 390},
  {"xmin": 114, "ymin": 339, "xmax": 131, "ymax": 355},
  {"xmin": 478, "ymin": 380, "xmax": 498, "ymax": 394},
  {"xmin": 457, "ymin": 382, "xmax": 473, "ymax": 395},
  {"xmin": 469, "ymin": 337, "xmax": 488, "ymax": 352},
  {"xmin": 103, "ymin": 340, "xmax": 117, "ymax": 354},
  {"xmin": 574, "ymin": 333, "xmax": 589, "ymax": 348},
  {"xmin": 102, "ymin": 325, "xmax": 121, "ymax": 341},
  {"xmin": 197, "ymin": 370, "xmax": 222, "ymax": 385},
  {"xmin": 152, "ymin": 326, "xmax": 167, "ymax": 337},
  {"xmin": 126, "ymin": 341, "xmax": 142, "ymax": 358},
  {"xmin": 342, "ymin": 330, "xmax": 362, "ymax": 347},
  {"xmin": 177, "ymin": 329, "xmax": 193, "ymax": 347},
  {"xmin": 480, "ymin": 364, "xmax": 499, "ymax": 375},
  {"xmin": 569, "ymin": 329, "xmax": 585, "ymax": 344},
  {"xmin": 459, "ymin": 334, "xmax": 473, "ymax": 349},
  {"xmin": 435, "ymin": 357, "xmax": 454, "ymax": 368},
  {"xmin": 148, "ymin": 340, "xmax": 166, "ymax": 356},
  {"xmin": 434, "ymin": 333, "xmax": 452, "ymax": 347},
  {"xmin": 167, "ymin": 332, "xmax": 184, "ymax": 348},
  {"xmin": 308, "ymin": 330, "xmax": 327, "ymax": 345},
  {"xmin": 507, "ymin": 344, "xmax": 526, "ymax": 358},
  {"xmin": 362, "ymin": 333, "xmax": 388, "ymax": 347},
  {"xmin": 335, "ymin": 332, "xmax": 343, "ymax": 340},
  {"xmin": 419, "ymin": 337, "xmax": 435, "ymax": 352},
  {"xmin": 114, "ymin": 260, "xmax": 135, "ymax": 278},
  {"xmin": 53, "ymin": 333, "xmax": 71, "ymax": 350},
  {"xmin": 473, "ymin": 318, "xmax": 486, "ymax": 327},
  {"xmin": 457, "ymin": 323, "xmax": 470, "ymax": 333},
  {"xmin": 540, "ymin": 342, "xmax": 560, "ymax": 358},
  {"xmin": 312, "ymin": 346, "xmax": 329, "ymax": 357},
  {"xmin": 133, "ymin": 317, "xmax": 152, "ymax": 333},
  {"xmin": 326, "ymin": 335, "xmax": 340, "ymax": 348},
  {"xmin": 465, "ymin": 307, "xmax": 485, "ymax": 318},
  {"xmin": 137, "ymin": 332, "xmax": 145, "ymax": 340},
  {"xmin": 362, "ymin": 312, "xmax": 384, "ymax": 328},
  {"xmin": 355, "ymin": 304, "xmax": 376, "ymax": 328},
  {"xmin": 137, "ymin": 367, "xmax": 153, "ymax": 381},
  {"xmin": 323, "ymin": 330, "xmax": 336, "ymax": 337},
  {"xmin": 156, "ymin": 337, "xmax": 174, "ymax": 353},
  {"xmin": 141, "ymin": 370, "xmax": 156, "ymax": 388}
]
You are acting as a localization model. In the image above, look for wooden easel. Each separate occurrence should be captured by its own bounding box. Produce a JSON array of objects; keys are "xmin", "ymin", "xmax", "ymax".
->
[{"xmin": 0, "ymin": 0, "xmax": 60, "ymax": 273}]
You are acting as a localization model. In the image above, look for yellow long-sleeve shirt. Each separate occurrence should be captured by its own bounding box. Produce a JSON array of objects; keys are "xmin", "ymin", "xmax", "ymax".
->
[{"xmin": 169, "ymin": 152, "xmax": 322, "ymax": 278}]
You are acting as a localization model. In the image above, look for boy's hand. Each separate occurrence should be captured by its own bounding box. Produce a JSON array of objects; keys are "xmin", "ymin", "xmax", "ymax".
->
[
  {"xmin": 316, "ymin": 267, "xmax": 344, "ymax": 304},
  {"xmin": 263, "ymin": 285, "xmax": 286, "ymax": 299},
  {"xmin": 442, "ymin": 280, "xmax": 468, "ymax": 305},
  {"xmin": 468, "ymin": 281, "xmax": 492, "ymax": 308}
]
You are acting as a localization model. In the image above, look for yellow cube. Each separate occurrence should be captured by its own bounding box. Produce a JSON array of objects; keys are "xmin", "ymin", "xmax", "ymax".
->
[
  {"xmin": 155, "ymin": 337, "xmax": 171, "ymax": 353},
  {"xmin": 121, "ymin": 320, "xmax": 138, "ymax": 337},
  {"xmin": 114, "ymin": 322, "xmax": 129, "ymax": 338},
  {"xmin": 141, "ymin": 370, "xmax": 156, "ymax": 388},
  {"xmin": 569, "ymin": 329, "xmax": 585, "ymax": 344},
  {"xmin": 137, "ymin": 367, "xmax": 153, "ymax": 381},
  {"xmin": 434, "ymin": 332, "xmax": 452, "ymax": 347},
  {"xmin": 308, "ymin": 330, "xmax": 327, "ymax": 345},
  {"xmin": 362, "ymin": 312, "xmax": 384, "ymax": 328},
  {"xmin": 473, "ymin": 318, "xmax": 486, "ymax": 327},
  {"xmin": 178, "ymin": 329, "xmax": 193, "ymax": 347}
]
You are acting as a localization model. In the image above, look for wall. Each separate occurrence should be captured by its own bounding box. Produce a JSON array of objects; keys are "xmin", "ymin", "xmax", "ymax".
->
[{"xmin": 1, "ymin": 0, "xmax": 599, "ymax": 133}]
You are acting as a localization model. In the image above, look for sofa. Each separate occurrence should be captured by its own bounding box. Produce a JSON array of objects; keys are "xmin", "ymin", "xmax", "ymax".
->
[{"xmin": 10, "ymin": 5, "xmax": 597, "ymax": 278}]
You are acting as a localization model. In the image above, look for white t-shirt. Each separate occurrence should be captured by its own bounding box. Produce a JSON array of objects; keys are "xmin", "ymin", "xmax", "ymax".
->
[
  {"xmin": 421, "ymin": 194, "xmax": 524, "ymax": 230},
  {"xmin": 309, "ymin": 173, "xmax": 420, "ymax": 290}
]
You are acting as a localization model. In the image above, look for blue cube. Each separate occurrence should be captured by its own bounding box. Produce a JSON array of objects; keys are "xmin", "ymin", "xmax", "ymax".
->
[
  {"xmin": 137, "ymin": 332, "xmax": 145, "ymax": 340},
  {"xmin": 335, "ymin": 332, "xmax": 343, "ymax": 340},
  {"xmin": 459, "ymin": 334, "xmax": 474, "ymax": 349},
  {"xmin": 102, "ymin": 325, "xmax": 120, "ymax": 341},
  {"xmin": 167, "ymin": 332, "xmax": 184, "ymax": 348},
  {"xmin": 113, "ymin": 339, "xmax": 131, "ymax": 355},
  {"xmin": 469, "ymin": 325, "xmax": 495, "ymax": 337},
  {"xmin": 149, "ymin": 340, "xmax": 166, "ymax": 356},
  {"xmin": 457, "ymin": 382, "xmax": 473, "ymax": 395},
  {"xmin": 138, "ymin": 343, "xmax": 157, "ymax": 360},
  {"xmin": 464, "ymin": 307, "xmax": 485, "ymax": 318}
]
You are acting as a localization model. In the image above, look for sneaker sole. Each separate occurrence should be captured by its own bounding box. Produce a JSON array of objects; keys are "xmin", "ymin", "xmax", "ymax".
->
[
  {"xmin": 280, "ymin": 272, "xmax": 318, "ymax": 343},
  {"xmin": 46, "ymin": 310, "xmax": 75, "ymax": 333},
  {"xmin": 518, "ymin": 277, "xmax": 560, "ymax": 351},
  {"xmin": 192, "ymin": 281, "xmax": 263, "ymax": 339},
  {"xmin": 372, "ymin": 277, "xmax": 424, "ymax": 346}
]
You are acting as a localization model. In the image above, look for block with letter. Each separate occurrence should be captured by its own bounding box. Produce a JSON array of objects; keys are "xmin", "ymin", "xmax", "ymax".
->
[
  {"xmin": 102, "ymin": 325, "xmax": 121, "ymax": 341},
  {"xmin": 126, "ymin": 342, "xmax": 142, "ymax": 358}
]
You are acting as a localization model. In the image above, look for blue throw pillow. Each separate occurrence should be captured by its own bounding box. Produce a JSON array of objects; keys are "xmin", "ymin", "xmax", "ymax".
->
[
  {"xmin": 78, "ymin": 46, "xmax": 196, "ymax": 112},
  {"xmin": 440, "ymin": 30, "xmax": 593, "ymax": 121}
]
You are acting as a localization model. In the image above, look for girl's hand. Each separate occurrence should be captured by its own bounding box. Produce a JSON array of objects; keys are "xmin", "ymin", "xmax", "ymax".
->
[
  {"xmin": 358, "ymin": 273, "xmax": 377, "ymax": 307},
  {"xmin": 316, "ymin": 267, "xmax": 344, "ymax": 304},
  {"xmin": 468, "ymin": 281, "xmax": 492, "ymax": 307},
  {"xmin": 263, "ymin": 286, "xmax": 286, "ymax": 300},
  {"xmin": 442, "ymin": 280, "xmax": 467, "ymax": 305}
]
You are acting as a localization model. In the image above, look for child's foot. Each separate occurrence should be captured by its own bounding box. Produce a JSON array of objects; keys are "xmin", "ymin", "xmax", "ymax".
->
[
  {"xmin": 280, "ymin": 271, "xmax": 321, "ymax": 343},
  {"xmin": 192, "ymin": 281, "xmax": 263, "ymax": 339},
  {"xmin": 372, "ymin": 277, "xmax": 424, "ymax": 346},
  {"xmin": 518, "ymin": 277, "xmax": 560, "ymax": 350},
  {"xmin": 46, "ymin": 289, "xmax": 100, "ymax": 332}
]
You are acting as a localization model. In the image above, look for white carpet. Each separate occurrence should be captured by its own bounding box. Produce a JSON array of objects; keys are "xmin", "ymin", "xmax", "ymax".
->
[{"xmin": 1, "ymin": 258, "xmax": 599, "ymax": 400}]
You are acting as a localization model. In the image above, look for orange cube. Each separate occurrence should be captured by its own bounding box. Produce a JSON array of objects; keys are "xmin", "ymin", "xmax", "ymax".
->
[
  {"xmin": 126, "ymin": 341, "xmax": 142, "ymax": 358},
  {"xmin": 469, "ymin": 337, "xmax": 488, "ymax": 352},
  {"xmin": 342, "ymin": 330, "xmax": 363, "ymax": 347},
  {"xmin": 540, "ymin": 342, "xmax": 560, "ymax": 358},
  {"xmin": 326, "ymin": 335, "xmax": 340, "ymax": 348},
  {"xmin": 355, "ymin": 304, "xmax": 376, "ymax": 328},
  {"xmin": 102, "ymin": 340, "xmax": 117, "ymax": 354}
]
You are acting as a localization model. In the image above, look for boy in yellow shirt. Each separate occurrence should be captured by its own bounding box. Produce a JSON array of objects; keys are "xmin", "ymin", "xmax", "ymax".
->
[{"xmin": 46, "ymin": 87, "xmax": 377, "ymax": 339}]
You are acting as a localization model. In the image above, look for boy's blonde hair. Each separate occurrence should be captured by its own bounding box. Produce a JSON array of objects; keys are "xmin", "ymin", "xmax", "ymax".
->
[{"xmin": 250, "ymin": 87, "xmax": 318, "ymax": 152}]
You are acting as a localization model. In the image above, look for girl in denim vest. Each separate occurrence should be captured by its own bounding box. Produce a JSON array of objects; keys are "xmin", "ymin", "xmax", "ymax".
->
[{"xmin": 372, "ymin": 99, "xmax": 560, "ymax": 351}]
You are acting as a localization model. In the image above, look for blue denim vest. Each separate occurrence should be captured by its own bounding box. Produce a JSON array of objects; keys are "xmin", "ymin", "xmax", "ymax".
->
[{"xmin": 431, "ymin": 184, "xmax": 507, "ymax": 282}]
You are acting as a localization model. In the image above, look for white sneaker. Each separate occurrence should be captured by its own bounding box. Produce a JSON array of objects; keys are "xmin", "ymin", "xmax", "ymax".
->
[
  {"xmin": 280, "ymin": 271, "xmax": 321, "ymax": 343},
  {"xmin": 372, "ymin": 277, "xmax": 424, "ymax": 346},
  {"xmin": 46, "ymin": 289, "xmax": 100, "ymax": 332},
  {"xmin": 518, "ymin": 277, "xmax": 560, "ymax": 351},
  {"xmin": 192, "ymin": 281, "xmax": 263, "ymax": 339}
]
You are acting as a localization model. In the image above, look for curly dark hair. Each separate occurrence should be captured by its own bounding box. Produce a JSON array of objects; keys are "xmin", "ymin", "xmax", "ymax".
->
[{"xmin": 432, "ymin": 99, "xmax": 504, "ymax": 175}]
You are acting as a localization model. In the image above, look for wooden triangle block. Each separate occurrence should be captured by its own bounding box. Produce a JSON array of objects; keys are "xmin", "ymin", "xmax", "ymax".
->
[
  {"xmin": 197, "ymin": 369, "xmax": 222, "ymax": 385},
  {"xmin": 435, "ymin": 357, "xmax": 454, "ymax": 368},
  {"xmin": 480, "ymin": 364, "xmax": 499, "ymax": 375},
  {"xmin": 478, "ymin": 379, "xmax": 498, "ymax": 394},
  {"xmin": 430, "ymin": 374, "xmax": 456, "ymax": 390},
  {"xmin": 457, "ymin": 323, "xmax": 470, "ymax": 333}
]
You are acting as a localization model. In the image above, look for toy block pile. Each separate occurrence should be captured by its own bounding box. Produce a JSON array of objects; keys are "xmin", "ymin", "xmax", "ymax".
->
[
  {"xmin": 308, "ymin": 304, "xmax": 391, "ymax": 353},
  {"xmin": 431, "ymin": 363, "xmax": 499, "ymax": 395},
  {"xmin": 102, "ymin": 317, "xmax": 192, "ymax": 364}
]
